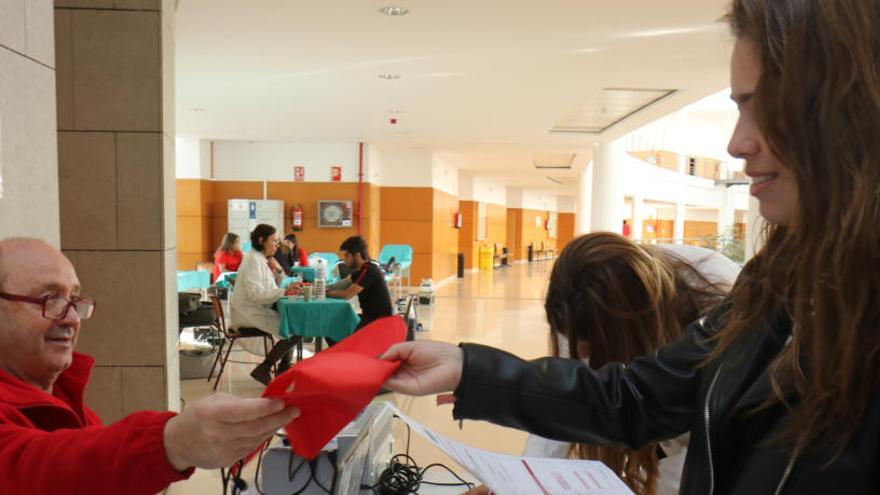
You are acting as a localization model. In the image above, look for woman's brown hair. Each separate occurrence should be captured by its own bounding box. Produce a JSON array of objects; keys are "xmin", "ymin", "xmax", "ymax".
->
[
  {"xmin": 217, "ymin": 232, "xmax": 239, "ymax": 254},
  {"xmin": 713, "ymin": 0, "xmax": 880, "ymax": 457},
  {"xmin": 546, "ymin": 233, "xmax": 727, "ymax": 494}
]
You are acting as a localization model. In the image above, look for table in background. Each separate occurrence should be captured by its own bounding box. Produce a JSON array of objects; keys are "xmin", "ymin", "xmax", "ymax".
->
[
  {"xmin": 177, "ymin": 271, "xmax": 211, "ymax": 292},
  {"xmin": 277, "ymin": 297, "xmax": 360, "ymax": 358}
]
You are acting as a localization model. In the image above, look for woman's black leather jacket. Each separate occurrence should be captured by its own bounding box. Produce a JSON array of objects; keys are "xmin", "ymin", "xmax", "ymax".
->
[{"xmin": 452, "ymin": 304, "xmax": 880, "ymax": 494}]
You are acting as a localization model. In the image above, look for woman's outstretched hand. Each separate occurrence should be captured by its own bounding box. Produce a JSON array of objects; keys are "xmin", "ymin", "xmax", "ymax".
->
[{"xmin": 381, "ymin": 341, "xmax": 464, "ymax": 396}]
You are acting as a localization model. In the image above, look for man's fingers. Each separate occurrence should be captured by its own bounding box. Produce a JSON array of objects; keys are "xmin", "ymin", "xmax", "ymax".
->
[
  {"xmin": 215, "ymin": 397, "xmax": 285, "ymax": 423},
  {"xmin": 222, "ymin": 407, "xmax": 300, "ymax": 440}
]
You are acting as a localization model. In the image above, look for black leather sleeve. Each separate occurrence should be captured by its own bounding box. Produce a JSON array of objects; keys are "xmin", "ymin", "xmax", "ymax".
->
[{"xmin": 452, "ymin": 305, "xmax": 727, "ymax": 450}]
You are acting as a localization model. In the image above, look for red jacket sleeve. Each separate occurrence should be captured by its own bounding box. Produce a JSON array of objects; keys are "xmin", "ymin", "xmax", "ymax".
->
[{"xmin": 0, "ymin": 407, "xmax": 192, "ymax": 495}]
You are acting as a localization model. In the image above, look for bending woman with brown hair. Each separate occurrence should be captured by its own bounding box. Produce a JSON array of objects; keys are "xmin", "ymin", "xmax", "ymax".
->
[
  {"xmin": 382, "ymin": 1, "xmax": 880, "ymax": 493},
  {"xmin": 528, "ymin": 233, "xmax": 737, "ymax": 495}
]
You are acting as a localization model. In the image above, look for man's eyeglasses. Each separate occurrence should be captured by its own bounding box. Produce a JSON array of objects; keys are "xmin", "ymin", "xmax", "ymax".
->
[{"xmin": 0, "ymin": 292, "xmax": 96, "ymax": 320}]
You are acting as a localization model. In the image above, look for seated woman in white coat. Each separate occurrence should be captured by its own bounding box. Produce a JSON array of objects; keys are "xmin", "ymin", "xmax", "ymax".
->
[
  {"xmin": 468, "ymin": 233, "xmax": 740, "ymax": 495},
  {"xmin": 229, "ymin": 224, "xmax": 294, "ymax": 386}
]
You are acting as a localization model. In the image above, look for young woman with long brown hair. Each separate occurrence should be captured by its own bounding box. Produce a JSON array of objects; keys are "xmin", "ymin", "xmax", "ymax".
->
[{"xmin": 382, "ymin": 1, "xmax": 880, "ymax": 493}]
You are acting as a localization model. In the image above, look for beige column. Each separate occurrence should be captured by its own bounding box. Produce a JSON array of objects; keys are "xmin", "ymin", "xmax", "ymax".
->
[
  {"xmin": 54, "ymin": 0, "xmax": 178, "ymax": 423},
  {"xmin": 0, "ymin": 0, "xmax": 59, "ymax": 242}
]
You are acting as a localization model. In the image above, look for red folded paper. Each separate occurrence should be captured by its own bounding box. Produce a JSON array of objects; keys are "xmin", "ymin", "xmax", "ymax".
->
[{"xmin": 261, "ymin": 316, "xmax": 406, "ymax": 460}]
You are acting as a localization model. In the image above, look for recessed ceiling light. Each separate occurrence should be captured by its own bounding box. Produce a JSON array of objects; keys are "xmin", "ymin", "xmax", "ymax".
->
[
  {"xmin": 379, "ymin": 6, "xmax": 409, "ymax": 16},
  {"xmin": 379, "ymin": 73, "xmax": 401, "ymax": 80}
]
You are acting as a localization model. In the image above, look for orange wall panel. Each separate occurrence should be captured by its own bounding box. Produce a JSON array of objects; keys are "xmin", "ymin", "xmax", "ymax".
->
[
  {"xmin": 684, "ymin": 221, "xmax": 718, "ymax": 244},
  {"xmin": 363, "ymin": 184, "xmax": 382, "ymax": 258},
  {"xmin": 208, "ymin": 181, "xmax": 264, "ymax": 218},
  {"xmin": 409, "ymin": 252, "xmax": 433, "ymax": 283},
  {"xmin": 380, "ymin": 187, "xmax": 435, "ymax": 282},
  {"xmin": 432, "ymin": 190, "xmax": 459, "ymax": 281},
  {"xmin": 177, "ymin": 216, "xmax": 204, "ymax": 254},
  {"xmin": 380, "ymin": 187, "xmax": 433, "ymax": 221},
  {"xmin": 458, "ymin": 201, "xmax": 478, "ymax": 268},
  {"xmin": 507, "ymin": 209, "xmax": 522, "ymax": 260},
  {"xmin": 486, "ymin": 204, "xmax": 507, "ymax": 246},
  {"xmin": 176, "ymin": 179, "xmax": 203, "ymax": 217},
  {"xmin": 557, "ymin": 213, "xmax": 576, "ymax": 252},
  {"xmin": 266, "ymin": 181, "xmax": 360, "ymax": 221},
  {"xmin": 209, "ymin": 217, "xmax": 229, "ymax": 250},
  {"xmin": 177, "ymin": 253, "xmax": 205, "ymax": 271}
]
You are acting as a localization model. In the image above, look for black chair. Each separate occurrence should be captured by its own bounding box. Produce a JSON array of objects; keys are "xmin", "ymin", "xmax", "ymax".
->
[{"xmin": 206, "ymin": 296, "xmax": 276, "ymax": 391}]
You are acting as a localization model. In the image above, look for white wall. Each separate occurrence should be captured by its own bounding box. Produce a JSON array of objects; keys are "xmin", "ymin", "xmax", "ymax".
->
[
  {"xmin": 557, "ymin": 196, "xmax": 577, "ymax": 213},
  {"xmin": 621, "ymin": 154, "xmax": 725, "ymax": 208},
  {"xmin": 508, "ymin": 188, "xmax": 557, "ymax": 211},
  {"xmin": 212, "ymin": 141, "xmax": 361, "ymax": 182},
  {"xmin": 432, "ymin": 154, "xmax": 459, "ymax": 197},
  {"xmin": 459, "ymin": 173, "xmax": 507, "ymax": 206},
  {"xmin": 653, "ymin": 207, "xmax": 723, "ymax": 222},
  {"xmin": 369, "ymin": 146, "xmax": 433, "ymax": 188},
  {"xmin": 175, "ymin": 136, "xmax": 211, "ymax": 179}
]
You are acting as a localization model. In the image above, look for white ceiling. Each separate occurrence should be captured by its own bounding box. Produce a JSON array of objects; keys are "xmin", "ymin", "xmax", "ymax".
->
[{"xmin": 175, "ymin": 0, "xmax": 735, "ymax": 193}]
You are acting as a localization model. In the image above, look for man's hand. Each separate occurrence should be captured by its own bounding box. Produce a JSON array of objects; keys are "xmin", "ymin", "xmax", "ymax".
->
[
  {"xmin": 163, "ymin": 393, "xmax": 300, "ymax": 471},
  {"xmin": 381, "ymin": 341, "xmax": 464, "ymax": 396}
]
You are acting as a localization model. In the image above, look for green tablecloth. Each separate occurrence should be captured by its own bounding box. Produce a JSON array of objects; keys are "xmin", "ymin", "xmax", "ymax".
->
[{"xmin": 278, "ymin": 297, "xmax": 360, "ymax": 341}]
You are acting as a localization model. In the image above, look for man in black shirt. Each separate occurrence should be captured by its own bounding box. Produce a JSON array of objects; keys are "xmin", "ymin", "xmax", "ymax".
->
[{"xmin": 328, "ymin": 236, "xmax": 392, "ymax": 330}]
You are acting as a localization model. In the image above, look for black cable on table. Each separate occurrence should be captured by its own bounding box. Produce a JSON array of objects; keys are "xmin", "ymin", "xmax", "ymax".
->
[{"xmin": 360, "ymin": 420, "xmax": 474, "ymax": 494}]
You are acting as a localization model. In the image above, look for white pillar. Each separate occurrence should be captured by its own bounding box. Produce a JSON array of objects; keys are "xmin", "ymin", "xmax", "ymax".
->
[
  {"xmin": 717, "ymin": 187, "xmax": 736, "ymax": 235},
  {"xmin": 576, "ymin": 162, "xmax": 593, "ymax": 235},
  {"xmin": 590, "ymin": 140, "xmax": 625, "ymax": 233},
  {"xmin": 744, "ymin": 196, "xmax": 764, "ymax": 261},
  {"xmin": 631, "ymin": 195, "xmax": 644, "ymax": 241},
  {"xmin": 674, "ymin": 202, "xmax": 686, "ymax": 244}
]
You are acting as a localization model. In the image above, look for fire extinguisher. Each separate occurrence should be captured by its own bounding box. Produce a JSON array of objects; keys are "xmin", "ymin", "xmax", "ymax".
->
[
  {"xmin": 454, "ymin": 212, "xmax": 462, "ymax": 229},
  {"xmin": 291, "ymin": 204, "xmax": 304, "ymax": 231}
]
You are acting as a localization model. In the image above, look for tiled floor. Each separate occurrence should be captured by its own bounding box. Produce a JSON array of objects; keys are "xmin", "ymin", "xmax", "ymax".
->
[{"xmin": 167, "ymin": 261, "xmax": 555, "ymax": 494}]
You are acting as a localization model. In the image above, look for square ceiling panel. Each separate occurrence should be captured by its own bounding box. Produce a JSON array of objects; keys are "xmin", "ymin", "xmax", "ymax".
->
[
  {"xmin": 533, "ymin": 152, "xmax": 576, "ymax": 169},
  {"xmin": 551, "ymin": 88, "xmax": 677, "ymax": 134}
]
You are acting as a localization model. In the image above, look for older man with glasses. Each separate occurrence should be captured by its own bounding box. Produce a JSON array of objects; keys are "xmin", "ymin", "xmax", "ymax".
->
[{"xmin": 0, "ymin": 238, "xmax": 300, "ymax": 494}]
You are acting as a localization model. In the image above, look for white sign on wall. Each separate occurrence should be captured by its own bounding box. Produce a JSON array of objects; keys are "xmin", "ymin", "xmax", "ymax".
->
[{"xmin": 227, "ymin": 199, "xmax": 285, "ymax": 250}]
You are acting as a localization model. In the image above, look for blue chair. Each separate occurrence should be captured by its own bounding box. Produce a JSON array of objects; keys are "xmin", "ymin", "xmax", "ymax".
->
[{"xmin": 378, "ymin": 244, "xmax": 413, "ymax": 287}]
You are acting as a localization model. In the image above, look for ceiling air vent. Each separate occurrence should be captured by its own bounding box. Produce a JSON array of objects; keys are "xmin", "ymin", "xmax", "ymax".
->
[{"xmin": 551, "ymin": 88, "xmax": 676, "ymax": 135}]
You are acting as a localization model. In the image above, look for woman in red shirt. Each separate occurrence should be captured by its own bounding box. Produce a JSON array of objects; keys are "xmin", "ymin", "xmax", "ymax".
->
[
  {"xmin": 274, "ymin": 233, "xmax": 309, "ymax": 276},
  {"xmin": 212, "ymin": 233, "xmax": 243, "ymax": 282}
]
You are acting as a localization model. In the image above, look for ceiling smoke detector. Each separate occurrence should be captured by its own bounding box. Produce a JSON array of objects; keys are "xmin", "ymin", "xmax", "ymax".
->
[{"xmin": 379, "ymin": 6, "xmax": 409, "ymax": 16}]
